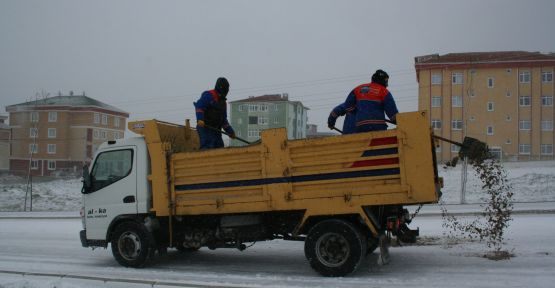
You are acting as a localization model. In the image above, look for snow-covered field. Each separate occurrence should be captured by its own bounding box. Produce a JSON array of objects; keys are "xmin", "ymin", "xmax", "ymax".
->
[
  {"xmin": 0, "ymin": 215, "xmax": 554, "ymax": 288},
  {"xmin": 1, "ymin": 161, "xmax": 554, "ymax": 212}
]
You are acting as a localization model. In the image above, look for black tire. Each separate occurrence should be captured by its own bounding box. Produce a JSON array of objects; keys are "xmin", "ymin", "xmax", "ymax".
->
[
  {"xmin": 111, "ymin": 221, "xmax": 154, "ymax": 268},
  {"xmin": 304, "ymin": 219, "xmax": 367, "ymax": 277}
]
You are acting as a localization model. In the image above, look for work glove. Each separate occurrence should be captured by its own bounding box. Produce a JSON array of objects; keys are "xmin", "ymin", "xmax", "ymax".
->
[
  {"xmin": 327, "ymin": 115, "xmax": 336, "ymax": 130},
  {"xmin": 197, "ymin": 120, "xmax": 205, "ymax": 127},
  {"xmin": 229, "ymin": 132, "xmax": 236, "ymax": 139}
]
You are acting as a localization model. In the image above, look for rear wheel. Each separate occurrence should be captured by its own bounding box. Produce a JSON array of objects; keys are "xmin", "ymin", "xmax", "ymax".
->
[
  {"xmin": 304, "ymin": 219, "xmax": 367, "ymax": 277},
  {"xmin": 111, "ymin": 221, "xmax": 154, "ymax": 267}
]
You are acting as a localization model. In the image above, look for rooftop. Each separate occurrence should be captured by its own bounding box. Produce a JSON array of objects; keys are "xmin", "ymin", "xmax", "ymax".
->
[
  {"xmin": 230, "ymin": 94, "xmax": 309, "ymax": 109},
  {"xmin": 6, "ymin": 95, "xmax": 128, "ymax": 116},
  {"xmin": 415, "ymin": 51, "xmax": 555, "ymax": 65}
]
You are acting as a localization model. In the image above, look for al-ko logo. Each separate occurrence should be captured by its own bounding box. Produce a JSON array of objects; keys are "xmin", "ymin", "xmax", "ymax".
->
[{"xmin": 87, "ymin": 208, "xmax": 108, "ymax": 218}]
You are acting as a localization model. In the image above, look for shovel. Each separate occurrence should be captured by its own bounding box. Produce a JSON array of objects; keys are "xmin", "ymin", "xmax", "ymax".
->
[
  {"xmin": 203, "ymin": 124, "xmax": 252, "ymax": 145},
  {"xmin": 433, "ymin": 135, "xmax": 490, "ymax": 162}
]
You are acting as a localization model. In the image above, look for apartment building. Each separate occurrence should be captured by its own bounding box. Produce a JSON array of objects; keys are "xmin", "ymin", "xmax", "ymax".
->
[
  {"xmin": 229, "ymin": 94, "xmax": 309, "ymax": 146},
  {"xmin": 415, "ymin": 51, "xmax": 555, "ymax": 162},
  {"xmin": 0, "ymin": 115, "xmax": 10, "ymax": 172},
  {"xmin": 5, "ymin": 94, "xmax": 129, "ymax": 176}
]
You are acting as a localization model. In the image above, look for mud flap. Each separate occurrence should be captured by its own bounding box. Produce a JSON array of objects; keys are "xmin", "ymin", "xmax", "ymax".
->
[{"xmin": 377, "ymin": 234, "xmax": 390, "ymax": 266}]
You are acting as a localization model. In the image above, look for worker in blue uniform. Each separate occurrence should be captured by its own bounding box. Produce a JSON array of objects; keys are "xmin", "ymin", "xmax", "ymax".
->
[
  {"xmin": 194, "ymin": 77, "xmax": 236, "ymax": 149},
  {"xmin": 328, "ymin": 69, "xmax": 398, "ymax": 133}
]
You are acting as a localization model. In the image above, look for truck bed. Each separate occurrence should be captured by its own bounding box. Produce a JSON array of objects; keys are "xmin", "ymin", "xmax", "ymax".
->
[{"xmin": 129, "ymin": 111, "xmax": 440, "ymax": 219}]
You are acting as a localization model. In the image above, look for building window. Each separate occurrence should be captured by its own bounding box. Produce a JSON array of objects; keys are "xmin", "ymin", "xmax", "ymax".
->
[
  {"xmin": 431, "ymin": 96, "xmax": 441, "ymax": 107},
  {"xmin": 452, "ymin": 72, "xmax": 463, "ymax": 84},
  {"xmin": 469, "ymin": 116, "xmax": 476, "ymax": 121},
  {"xmin": 451, "ymin": 144, "xmax": 460, "ymax": 153},
  {"xmin": 47, "ymin": 144, "xmax": 56, "ymax": 154},
  {"xmin": 30, "ymin": 112, "xmax": 39, "ymax": 122},
  {"xmin": 431, "ymin": 73, "xmax": 442, "ymax": 85},
  {"xmin": 29, "ymin": 143, "xmax": 38, "ymax": 154},
  {"xmin": 48, "ymin": 128, "xmax": 56, "ymax": 138},
  {"xmin": 48, "ymin": 112, "xmax": 57, "ymax": 122},
  {"xmin": 93, "ymin": 129, "xmax": 99, "ymax": 139},
  {"xmin": 542, "ymin": 71, "xmax": 553, "ymax": 83},
  {"xmin": 238, "ymin": 105, "xmax": 244, "ymax": 112},
  {"xmin": 542, "ymin": 95, "xmax": 553, "ymax": 106},
  {"xmin": 260, "ymin": 104, "xmax": 268, "ymax": 112},
  {"xmin": 505, "ymin": 139, "xmax": 512, "ymax": 144},
  {"xmin": 273, "ymin": 117, "xmax": 279, "ymax": 124},
  {"xmin": 519, "ymin": 144, "xmax": 531, "ymax": 155},
  {"xmin": 469, "ymin": 89, "xmax": 475, "ymax": 97},
  {"xmin": 431, "ymin": 119, "xmax": 441, "ymax": 129},
  {"xmin": 47, "ymin": 160, "xmax": 56, "ymax": 170},
  {"xmin": 487, "ymin": 77, "xmax": 494, "ymax": 88},
  {"xmin": 487, "ymin": 102, "xmax": 494, "ymax": 112},
  {"xmin": 114, "ymin": 117, "xmax": 120, "ymax": 127},
  {"xmin": 451, "ymin": 120, "xmax": 463, "ymax": 130},
  {"xmin": 274, "ymin": 104, "xmax": 279, "ymax": 111},
  {"xmin": 541, "ymin": 144, "xmax": 553, "ymax": 155},
  {"xmin": 258, "ymin": 117, "xmax": 268, "ymax": 125},
  {"xmin": 519, "ymin": 71, "xmax": 531, "ymax": 83},
  {"xmin": 248, "ymin": 129, "xmax": 260, "ymax": 138},
  {"xmin": 506, "ymin": 115, "xmax": 512, "ymax": 121},
  {"xmin": 100, "ymin": 130, "xmax": 107, "ymax": 139},
  {"xmin": 237, "ymin": 118, "xmax": 242, "ymax": 125},
  {"xmin": 94, "ymin": 113, "xmax": 100, "ymax": 124},
  {"xmin": 519, "ymin": 96, "xmax": 531, "ymax": 106},
  {"xmin": 487, "ymin": 126, "xmax": 494, "ymax": 135},
  {"xmin": 452, "ymin": 95, "xmax": 462, "ymax": 107},
  {"xmin": 29, "ymin": 128, "xmax": 38, "ymax": 138},
  {"xmin": 249, "ymin": 116, "xmax": 258, "ymax": 125},
  {"xmin": 30, "ymin": 160, "xmax": 39, "ymax": 170},
  {"xmin": 248, "ymin": 104, "xmax": 259, "ymax": 112},
  {"xmin": 102, "ymin": 114, "xmax": 108, "ymax": 125},
  {"xmin": 506, "ymin": 69, "xmax": 512, "ymax": 74},
  {"xmin": 541, "ymin": 120, "xmax": 553, "ymax": 131},
  {"xmin": 519, "ymin": 120, "xmax": 531, "ymax": 130}
]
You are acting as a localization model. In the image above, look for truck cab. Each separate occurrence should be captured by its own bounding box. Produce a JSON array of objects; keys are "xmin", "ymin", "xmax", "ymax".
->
[{"xmin": 80, "ymin": 137, "xmax": 150, "ymax": 247}]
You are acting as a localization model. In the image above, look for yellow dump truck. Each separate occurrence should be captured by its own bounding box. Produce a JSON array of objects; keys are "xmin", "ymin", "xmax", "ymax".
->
[{"xmin": 80, "ymin": 111, "xmax": 441, "ymax": 276}]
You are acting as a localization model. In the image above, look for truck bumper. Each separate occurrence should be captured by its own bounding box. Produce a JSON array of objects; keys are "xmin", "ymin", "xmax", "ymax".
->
[
  {"xmin": 80, "ymin": 230, "xmax": 89, "ymax": 247},
  {"xmin": 80, "ymin": 230, "xmax": 108, "ymax": 248}
]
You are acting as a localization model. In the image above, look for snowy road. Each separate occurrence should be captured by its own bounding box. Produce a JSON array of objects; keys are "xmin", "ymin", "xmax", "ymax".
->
[{"xmin": 0, "ymin": 214, "xmax": 555, "ymax": 288}]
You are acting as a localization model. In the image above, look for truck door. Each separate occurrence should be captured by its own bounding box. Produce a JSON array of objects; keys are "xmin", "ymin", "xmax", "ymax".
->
[{"xmin": 85, "ymin": 146, "xmax": 137, "ymax": 240}]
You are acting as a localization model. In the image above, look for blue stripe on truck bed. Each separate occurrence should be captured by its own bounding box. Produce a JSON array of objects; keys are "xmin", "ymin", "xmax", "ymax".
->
[{"xmin": 175, "ymin": 168, "xmax": 400, "ymax": 191}]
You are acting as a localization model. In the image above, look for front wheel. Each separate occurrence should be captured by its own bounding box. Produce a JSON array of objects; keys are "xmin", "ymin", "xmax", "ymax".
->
[
  {"xmin": 304, "ymin": 219, "xmax": 367, "ymax": 277},
  {"xmin": 111, "ymin": 221, "xmax": 154, "ymax": 267}
]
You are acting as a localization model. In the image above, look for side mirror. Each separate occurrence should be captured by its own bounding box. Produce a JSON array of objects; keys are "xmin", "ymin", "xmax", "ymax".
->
[{"xmin": 81, "ymin": 164, "xmax": 92, "ymax": 194}]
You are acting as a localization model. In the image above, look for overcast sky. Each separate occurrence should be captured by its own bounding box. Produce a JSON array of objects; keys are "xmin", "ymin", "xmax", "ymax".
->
[{"xmin": 1, "ymin": 0, "xmax": 554, "ymax": 130}]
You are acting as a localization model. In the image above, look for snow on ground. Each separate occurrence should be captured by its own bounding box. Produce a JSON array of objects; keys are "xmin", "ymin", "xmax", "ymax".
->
[
  {"xmin": 0, "ymin": 215, "xmax": 554, "ymax": 288},
  {"xmin": 0, "ymin": 176, "xmax": 82, "ymax": 212},
  {"xmin": 2, "ymin": 161, "xmax": 554, "ymax": 212}
]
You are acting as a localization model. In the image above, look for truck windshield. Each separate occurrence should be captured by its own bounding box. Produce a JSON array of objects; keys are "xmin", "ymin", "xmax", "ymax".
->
[{"xmin": 90, "ymin": 149, "xmax": 133, "ymax": 192}]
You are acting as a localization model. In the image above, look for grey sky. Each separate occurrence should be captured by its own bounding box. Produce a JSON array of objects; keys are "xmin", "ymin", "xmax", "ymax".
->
[{"xmin": 1, "ymin": 0, "xmax": 554, "ymax": 130}]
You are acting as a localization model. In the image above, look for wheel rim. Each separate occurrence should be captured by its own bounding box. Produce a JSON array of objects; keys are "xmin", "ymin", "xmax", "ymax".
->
[
  {"xmin": 118, "ymin": 231, "xmax": 142, "ymax": 261},
  {"xmin": 315, "ymin": 232, "xmax": 350, "ymax": 267}
]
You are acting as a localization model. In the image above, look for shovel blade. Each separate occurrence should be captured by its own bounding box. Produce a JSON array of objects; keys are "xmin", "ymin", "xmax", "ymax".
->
[{"xmin": 459, "ymin": 137, "xmax": 490, "ymax": 163}]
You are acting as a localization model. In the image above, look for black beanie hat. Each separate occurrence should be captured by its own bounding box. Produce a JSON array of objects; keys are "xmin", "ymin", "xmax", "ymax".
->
[
  {"xmin": 215, "ymin": 77, "xmax": 230, "ymax": 97},
  {"xmin": 371, "ymin": 69, "xmax": 389, "ymax": 87}
]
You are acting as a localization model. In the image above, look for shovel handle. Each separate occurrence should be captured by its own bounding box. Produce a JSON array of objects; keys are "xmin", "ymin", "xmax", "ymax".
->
[
  {"xmin": 331, "ymin": 126, "xmax": 344, "ymax": 134},
  {"xmin": 432, "ymin": 135, "xmax": 464, "ymax": 147},
  {"xmin": 204, "ymin": 124, "xmax": 251, "ymax": 145}
]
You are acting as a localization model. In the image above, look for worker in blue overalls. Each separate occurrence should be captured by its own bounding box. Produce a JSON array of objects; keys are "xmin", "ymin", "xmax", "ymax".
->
[
  {"xmin": 328, "ymin": 69, "xmax": 398, "ymax": 133},
  {"xmin": 194, "ymin": 77, "xmax": 236, "ymax": 149}
]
